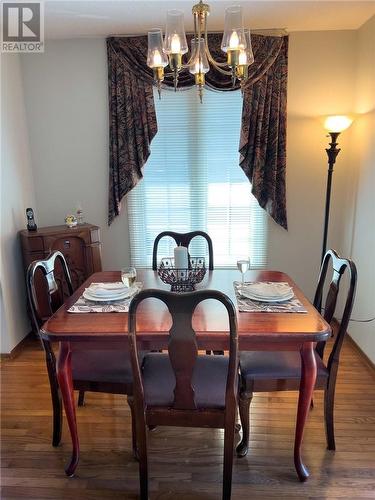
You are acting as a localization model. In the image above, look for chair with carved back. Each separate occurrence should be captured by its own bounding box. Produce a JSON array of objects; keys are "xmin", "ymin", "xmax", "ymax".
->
[
  {"xmin": 26, "ymin": 251, "xmax": 137, "ymax": 455},
  {"xmin": 128, "ymin": 288, "xmax": 238, "ymax": 500},
  {"xmin": 236, "ymin": 249, "xmax": 357, "ymax": 458},
  {"xmin": 152, "ymin": 230, "xmax": 220, "ymax": 355},
  {"xmin": 152, "ymin": 230, "xmax": 214, "ymax": 271}
]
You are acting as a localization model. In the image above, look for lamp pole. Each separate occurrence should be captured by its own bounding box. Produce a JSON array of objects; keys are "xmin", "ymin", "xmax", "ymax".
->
[{"xmin": 321, "ymin": 132, "xmax": 341, "ymax": 263}]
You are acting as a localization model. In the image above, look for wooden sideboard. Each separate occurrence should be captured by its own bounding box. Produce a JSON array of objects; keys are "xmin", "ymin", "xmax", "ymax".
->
[{"xmin": 19, "ymin": 223, "xmax": 102, "ymax": 293}]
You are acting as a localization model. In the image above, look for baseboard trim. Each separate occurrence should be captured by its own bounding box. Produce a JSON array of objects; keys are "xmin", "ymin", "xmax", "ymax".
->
[
  {"xmin": 0, "ymin": 332, "xmax": 35, "ymax": 360},
  {"xmin": 346, "ymin": 333, "xmax": 375, "ymax": 375}
]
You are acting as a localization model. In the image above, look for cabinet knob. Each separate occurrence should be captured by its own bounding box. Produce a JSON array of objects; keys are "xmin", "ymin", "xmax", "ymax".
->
[{"xmin": 64, "ymin": 240, "xmax": 71, "ymax": 248}]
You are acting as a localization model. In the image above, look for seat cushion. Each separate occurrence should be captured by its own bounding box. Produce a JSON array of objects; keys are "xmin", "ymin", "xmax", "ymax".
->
[
  {"xmin": 240, "ymin": 351, "xmax": 329, "ymax": 382},
  {"xmin": 142, "ymin": 353, "xmax": 229, "ymax": 409},
  {"xmin": 71, "ymin": 349, "xmax": 134, "ymax": 385}
]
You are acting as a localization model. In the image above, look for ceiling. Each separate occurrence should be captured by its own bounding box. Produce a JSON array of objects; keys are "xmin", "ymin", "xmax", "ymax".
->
[{"xmin": 44, "ymin": 1, "xmax": 375, "ymax": 39}]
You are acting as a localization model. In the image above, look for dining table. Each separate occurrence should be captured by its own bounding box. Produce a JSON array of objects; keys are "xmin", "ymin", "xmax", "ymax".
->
[{"xmin": 41, "ymin": 268, "xmax": 331, "ymax": 481}]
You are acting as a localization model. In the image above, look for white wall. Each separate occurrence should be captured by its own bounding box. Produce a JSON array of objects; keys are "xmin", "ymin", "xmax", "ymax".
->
[
  {"xmin": 20, "ymin": 39, "xmax": 131, "ymax": 272},
  {"xmin": 268, "ymin": 30, "xmax": 356, "ymax": 298},
  {"xmin": 346, "ymin": 16, "xmax": 375, "ymax": 362},
  {"xmin": 1, "ymin": 54, "xmax": 36, "ymax": 353}
]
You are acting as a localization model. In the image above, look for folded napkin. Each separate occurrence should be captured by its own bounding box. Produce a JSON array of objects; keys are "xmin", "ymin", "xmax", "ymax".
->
[
  {"xmin": 87, "ymin": 282, "xmax": 128, "ymax": 297},
  {"xmin": 241, "ymin": 282, "xmax": 292, "ymax": 299}
]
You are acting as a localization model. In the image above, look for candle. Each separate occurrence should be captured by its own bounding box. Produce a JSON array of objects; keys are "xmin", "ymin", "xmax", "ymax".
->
[{"xmin": 174, "ymin": 245, "xmax": 188, "ymax": 270}]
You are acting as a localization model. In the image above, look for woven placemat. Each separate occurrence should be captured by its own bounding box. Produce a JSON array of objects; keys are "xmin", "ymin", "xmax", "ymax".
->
[
  {"xmin": 233, "ymin": 281, "xmax": 307, "ymax": 313},
  {"xmin": 68, "ymin": 282, "xmax": 143, "ymax": 313}
]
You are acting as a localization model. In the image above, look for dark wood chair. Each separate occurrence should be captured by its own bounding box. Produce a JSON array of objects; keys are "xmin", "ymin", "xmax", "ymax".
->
[
  {"xmin": 237, "ymin": 249, "xmax": 357, "ymax": 458},
  {"xmin": 128, "ymin": 288, "xmax": 238, "ymax": 500},
  {"xmin": 152, "ymin": 230, "xmax": 214, "ymax": 270},
  {"xmin": 26, "ymin": 251, "xmax": 137, "ymax": 456},
  {"xmin": 153, "ymin": 230, "xmax": 220, "ymax": 355}
]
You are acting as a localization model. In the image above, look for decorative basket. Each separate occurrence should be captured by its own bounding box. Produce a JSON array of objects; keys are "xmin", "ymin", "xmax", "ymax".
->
[{"xmin": 158, "ymin": 257, "xmax": 206, "ymax": 292}]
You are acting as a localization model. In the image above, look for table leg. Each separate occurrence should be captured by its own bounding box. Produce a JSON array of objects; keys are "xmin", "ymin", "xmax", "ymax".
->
[
  {"xmin": 294, "ymin": 341, "xmax": 317, "ymax": 482},
  {"xmin": 57, "ymin": 341, "xmax": 79, "ymax": 477}
]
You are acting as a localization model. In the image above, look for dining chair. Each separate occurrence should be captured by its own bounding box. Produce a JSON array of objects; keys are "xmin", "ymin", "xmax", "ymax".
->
[
  {"xmin": 236, "ymin": 249, "xmax": 357, "ymax": 457},
  {"xmin": 26, "ymin": 251, "xmax": 137, "ymax": 456},
  {"xmin": 152, "ymin": 230, "xmax": 221, "ymax": 355},
  {"xmin": 128, "ymin": 288, "xmax": 238, "ymax": 500},
  {"xmin": 152, "ymin": 230, "xmax": 214, "ymax": 270}
]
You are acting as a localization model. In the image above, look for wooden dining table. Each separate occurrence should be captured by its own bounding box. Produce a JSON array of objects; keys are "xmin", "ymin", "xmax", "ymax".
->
[{"xmin": 41, "ymin": 268, "xmax": 330, "ymax": 481}]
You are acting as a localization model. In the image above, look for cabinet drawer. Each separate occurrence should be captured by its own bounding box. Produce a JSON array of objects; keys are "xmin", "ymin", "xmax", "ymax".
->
[{"xmin": 26, "ymin": 236, "xmax": 44, "ymax": 252}]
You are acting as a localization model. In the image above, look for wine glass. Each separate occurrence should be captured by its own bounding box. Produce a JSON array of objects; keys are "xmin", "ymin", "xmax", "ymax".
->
[
  {"xmin": 121, "ymin": 267, "xmax": 137, "ymax": 288},
  {"xmin": 237, "ymin": 258, "xmax": 250, "ymax": 287}
]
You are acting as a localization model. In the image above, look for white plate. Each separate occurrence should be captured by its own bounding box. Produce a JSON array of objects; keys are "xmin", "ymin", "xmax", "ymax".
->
[
  {"xmin": 240, "ymin": 289, "xmax": 294, "ymax": 302},
  {"xmin": 83, "ymin": 288, "xmax": 134, "ymax": 302}
]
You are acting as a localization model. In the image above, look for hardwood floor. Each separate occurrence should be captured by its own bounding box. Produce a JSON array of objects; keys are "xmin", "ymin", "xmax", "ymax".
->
[{"xmin": 1, "ymin": 337, "xmax": 375, "ymax": 499}]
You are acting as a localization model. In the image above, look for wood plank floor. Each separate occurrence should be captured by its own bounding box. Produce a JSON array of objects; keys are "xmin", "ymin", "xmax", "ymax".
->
[{"xmin": 1, "ymin": 337, "xmax": 375, "ymax": 499}]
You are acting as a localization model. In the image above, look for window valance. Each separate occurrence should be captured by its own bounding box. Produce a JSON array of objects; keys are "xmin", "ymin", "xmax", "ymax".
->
[{"xmin": 107, "ymin": 33, "xmax": 288, "ymax": 229}]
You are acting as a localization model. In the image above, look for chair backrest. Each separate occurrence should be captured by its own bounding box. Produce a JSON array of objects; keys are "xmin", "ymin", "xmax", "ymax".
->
[
  {"xmin": 313, "ymin": 249, "xmax": 357, "ymax": 369},
  {"xmin": 152, "ymin": 231, "xmax": 214, "ymax": 271},
  {"xmin": 26, "ymin": 251, "xmax": 73, "ymax": 332},
  {"xmin": 128, "ymin": 288, "xmax": 238, "ymax": 410}
]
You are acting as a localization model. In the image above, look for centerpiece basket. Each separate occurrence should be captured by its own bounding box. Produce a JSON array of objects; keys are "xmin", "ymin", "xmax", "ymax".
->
[{"xmin": 158, "ymin": 257, "xmax": 206, "ymax": 292}]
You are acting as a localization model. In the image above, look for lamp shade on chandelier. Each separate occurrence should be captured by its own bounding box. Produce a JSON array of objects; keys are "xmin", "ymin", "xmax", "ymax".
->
[{"xmin": 147, "ymin": 1, "xmax": 254, "ymax": 101}]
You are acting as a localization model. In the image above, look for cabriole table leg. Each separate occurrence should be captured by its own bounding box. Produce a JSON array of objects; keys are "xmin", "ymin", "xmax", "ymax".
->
[
  {"xmin": 294, "ymin": 341, "xmax": 317, "ymax": 481},
  {"xmin": 57, "ymin": 341, "xmax": 80, "ymax": 476}
]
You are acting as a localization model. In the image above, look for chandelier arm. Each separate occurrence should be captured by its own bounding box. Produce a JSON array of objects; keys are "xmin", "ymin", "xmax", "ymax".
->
[
  {"xmin": 203, "ymin": 21, "xmax": 230, "ymax": 70},
  {"xmin": 180, "ymin": 12, "xmax": 199, "ymax": 70},
  {"xmin": 205, "ymin": 49, "xmax": 232, "ymax": 75},
  {"xmin": 181, "ymin": 53, "xmax": 195, "ymax": 69}
]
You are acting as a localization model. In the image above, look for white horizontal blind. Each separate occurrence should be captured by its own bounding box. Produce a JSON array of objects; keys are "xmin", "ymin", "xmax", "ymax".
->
[{"xmin": 127, "ymin": 87, "xmax": 267, "ymax": 268}]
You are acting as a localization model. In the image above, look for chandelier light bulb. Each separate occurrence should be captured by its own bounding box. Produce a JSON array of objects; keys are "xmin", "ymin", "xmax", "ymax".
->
[
  {"xmin": 229, "ymin": 30, "xmax": 240, "ymax": 50},
  {"xmin": 153, "ymin": 50, "xmax": 162, "ymax": 67},
  {"xmin": 195, "ymin": 61, "xmax": 203, "ymax": 73},
  {"xmin": 239, "ymin": 50, "xmax": 247, "ymax": 65},
  {"xmin": 171, "ymin": 34, "xmax": 181, "ymax": 54}
]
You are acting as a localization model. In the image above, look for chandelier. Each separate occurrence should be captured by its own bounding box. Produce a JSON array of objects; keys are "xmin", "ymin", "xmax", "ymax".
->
[{"xmin": 147, "ymin": 1, "xmax": 254, "ymax": 102}]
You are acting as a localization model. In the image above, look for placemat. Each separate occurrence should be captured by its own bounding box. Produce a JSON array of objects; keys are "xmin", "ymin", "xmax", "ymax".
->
[
  {"xmin": 233, "ymin": 281, "xmax": 307, "ymax": 313},
  {"xmin": 68, "ymin": 282, "xmax": 143, "ymax": 313}
]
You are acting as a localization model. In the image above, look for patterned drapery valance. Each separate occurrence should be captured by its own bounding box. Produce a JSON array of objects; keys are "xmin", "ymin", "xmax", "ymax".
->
[{"xmin": 107, "ymin": 33, "xmax": 288, "ymax": 229}]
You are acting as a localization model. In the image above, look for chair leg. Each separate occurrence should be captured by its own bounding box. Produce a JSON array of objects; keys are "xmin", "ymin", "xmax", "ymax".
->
[
  {"xmin": 324, "ymin": 381, "xmax": 336, "ymax": 451},
  {"xmin": 77, "ymin": 390, "xmax": 85, "ymax": 407},
  {"xmin": 45, "ymin": 352, "xmax": 62, "ymax": 447},
  {"xmin": 223, "ymin": 419, "xmax": 235, "ymax": 500},
  {"xmin": 236, "ymin": 392, "xmax": 252, "ymax": 457},
  {"xmin": 127, "ymin": 397, "xmax": 138, "ymax": 460},
  {"xmin": 137, "ymin": 417, "xmax": 149, "ymax": 500}
]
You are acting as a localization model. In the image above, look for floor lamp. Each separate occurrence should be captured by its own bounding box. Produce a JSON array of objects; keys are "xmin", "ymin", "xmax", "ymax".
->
[{"xmin": 321, "ymin": 115, "xmax": 353, "ymax": 263}]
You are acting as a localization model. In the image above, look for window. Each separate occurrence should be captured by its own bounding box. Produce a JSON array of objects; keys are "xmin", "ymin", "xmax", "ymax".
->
[{"xmin": 127, "ymin": 88, "xmax": 267, "ymax": 268}]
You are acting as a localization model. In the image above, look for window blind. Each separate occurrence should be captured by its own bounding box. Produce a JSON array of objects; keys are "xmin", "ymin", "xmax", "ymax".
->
[{"xmin": 127, "ymin": 87, "xmax": 267, "ymax": 268}]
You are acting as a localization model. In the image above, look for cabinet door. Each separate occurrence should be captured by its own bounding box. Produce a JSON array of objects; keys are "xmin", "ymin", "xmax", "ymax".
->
[{"xmin": 50, "ymin": 236, "xmax": 89, "ymax": 291}]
